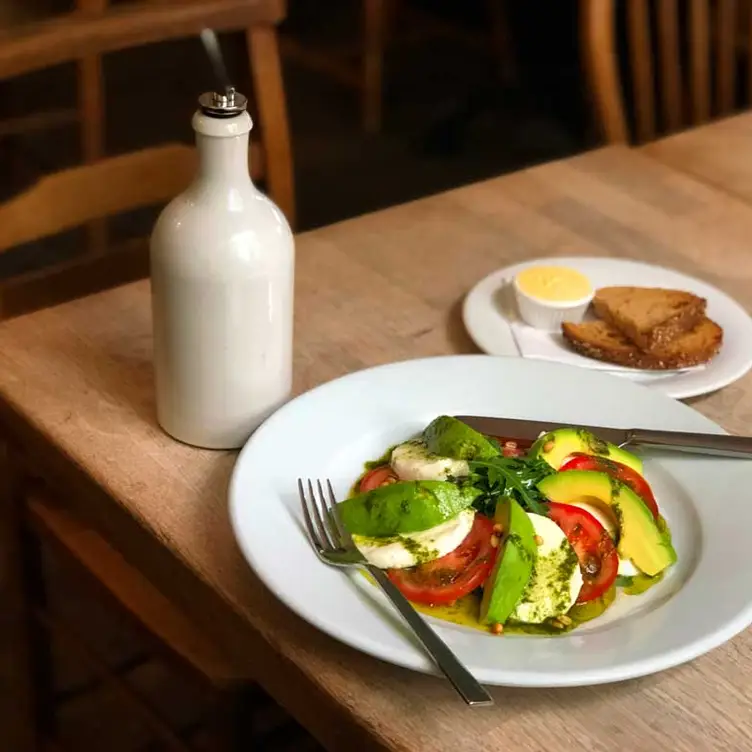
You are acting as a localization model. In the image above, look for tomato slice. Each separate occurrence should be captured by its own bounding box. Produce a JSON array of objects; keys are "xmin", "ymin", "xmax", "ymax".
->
[
  {"xmin": 546, "ymin": 501, "xmax": 619, "ymax": 604},
  {"xmin": 559, "ymin": 453, "xmax": 659, "ymax": 519},
  {"xmin": 489, "ymin": 435, "xmax": 532, "ymax": 457},
  {"xmin": 386, "ymin": 514, "xmax": 497, "ymax": 606},
  {"xmin": 359, "ymin": 465, "xmax": 398, "ymax": 493}
]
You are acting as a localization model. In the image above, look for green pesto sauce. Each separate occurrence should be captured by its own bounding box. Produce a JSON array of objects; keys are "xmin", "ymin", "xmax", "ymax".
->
[
  {"xmin": 512, "ymin": 537, "xmax": 580, "ymax": 623},
  {"xmin": 350, "ymin": 444, "xmax": 399, "ymax": 497},
  {"xmin": 352, "ymin": 532, "xmax": 438, "ymax": 565},
  {"xmin": 554, "ymin": 539, "xmax": 580, "ymax": 608},
  {"xmin": 608, "ymin": 474, "xmax": 624, "ymax": 499},
  {"xmin": 577, "ymin": 428, "xmax": 608, "ymax": 456},
  {"xmin": 364, "ymin": 445, "xmax": 398, "ymax": 471},
  {"xmin": 409, "ymin": 584, "xmax": 616, "ymax": 636},
  {"xmin": 506, "ymin": 533, "xmax": 533, "ymax": 566},
  {"xmin": 616, "ymin": 571, "xmax": 664, "ymax": 595}
]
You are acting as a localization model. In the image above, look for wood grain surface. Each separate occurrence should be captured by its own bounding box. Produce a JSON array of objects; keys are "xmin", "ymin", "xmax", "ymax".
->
[
  {"xmin": 643, "ymin": 112, "xmax": 752, "ymax": 204},
  {"xmin": 2, "ymin": 145, "xmax": 752, "ymax": 751}
]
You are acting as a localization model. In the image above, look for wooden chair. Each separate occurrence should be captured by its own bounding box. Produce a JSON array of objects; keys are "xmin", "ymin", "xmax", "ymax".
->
[
  {"xmin": 0, "ymin": 0, "xmax": 295, "ymax": 319},
  {"xmin": 283, "ymin": 0, "xmax": 516, "ymax": 134},
  {"xmin": 0, "ymin": 0, "xmax": 295, "ymax": 321},
  {"xmin": 0, "ymin": 0, "xmax": 294, "ymax": 229},
  {"xmin": 580, "ymin": 0, "xmax": 752, "ymax": 144},
  {"xmin": 23, "ymin": 488, "xmax": 252, "ymax": 751},
  {"xmin": 0, "ymin": 4, "xmax": 298, "ymax": 750},
  {"xmin": 10, "ymin": 476, "xmax": 321, "ymax": 750}
]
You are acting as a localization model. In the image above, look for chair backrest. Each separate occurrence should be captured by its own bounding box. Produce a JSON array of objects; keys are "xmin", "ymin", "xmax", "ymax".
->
[
  {"xmin": 0, "ymin": 144, "xmax": 197, "ymax": 252},
  {"xmin": 0, "ymin": 0, "xmax": 284, "ymax": 79},
  {"xmin": 0, "ymin": 139, "xmax": 263, "ymax": 252},
  {"xmin": 581, "ymin": 0, "xmax": 748, "ymax": 143},
  {"xmin": 0, "ymin": 0, "xmax": 286, "ymax": 319}
]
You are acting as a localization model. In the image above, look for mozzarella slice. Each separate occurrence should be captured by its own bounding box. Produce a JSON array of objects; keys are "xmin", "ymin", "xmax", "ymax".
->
[
  {"xmin": 351, "ymin": 509, "xmax": 475, "ymax": 569},
  {"xmin": 510, "ymin": 513, "xmax": 583, "ymax": 624},
  {"xmin": 390, "ymin": 440, "xmax": 469, "ymax": 482},
  {"xmin": 568, "ymin": 501, "xmax": 617, "ymax": 538},
  {"xmin": 568, "ymin": 501, "xmax": 641, "ymax": 576},
  {"xmin": 617, "ymin": 557, "xmax": 640, "ymax": 577}
]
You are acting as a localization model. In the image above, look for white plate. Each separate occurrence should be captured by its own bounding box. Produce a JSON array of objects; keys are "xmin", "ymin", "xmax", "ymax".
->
[
  {"xmin": 229, "ymin": 355, "xmax": 752, "ymax": 687},
  {"xmin": 462, "ymin": 257, "xmax": 752, "ymax": 400}
]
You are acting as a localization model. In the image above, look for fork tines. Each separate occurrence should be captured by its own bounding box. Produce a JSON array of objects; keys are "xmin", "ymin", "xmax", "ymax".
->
[{"xmin": 298, "ymin": 478, "xmax": 345, "ymax": 550}]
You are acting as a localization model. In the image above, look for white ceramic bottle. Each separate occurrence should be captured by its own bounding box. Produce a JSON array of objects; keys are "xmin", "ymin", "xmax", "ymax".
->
[{"xmin": 150, "ymin": 87, "xmax": 294, "ymax": 449}]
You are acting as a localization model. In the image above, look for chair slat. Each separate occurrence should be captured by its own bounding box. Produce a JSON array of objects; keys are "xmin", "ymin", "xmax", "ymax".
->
[
  {"xmin": 77, "ymin": 0, "xmax": 108, "ymax": 255},
  {"xmin": 0, "ymin": 144, "xmax": 197, "ymax": 253},
  {"xmin": 34, "ymin": 608, "xmax": 192, "ymax": 752},
  {"xmin": 717, "ymin": 0, "xmax": 737, "ymax": 113},
  {"xmin": 579, "ymin": 0, "xmax": 629, "ymax": 142},
  {"xmin": 628, "ymin": 0, "xmax": 656, "ymax": 141},
  {"xmin": 690, "ymin": 0, "xmax": 711, "ymax": 123},
  {"xmin": 657, "ymin": 0, "xmax": 683, "ymax": 131},
  {"xmin": 26, "ymin": 493, "xmax": 244, "ymax": 686},
  {"xmin": 0, "ymin": 0, "xmax": 285, "ymax": 80}
]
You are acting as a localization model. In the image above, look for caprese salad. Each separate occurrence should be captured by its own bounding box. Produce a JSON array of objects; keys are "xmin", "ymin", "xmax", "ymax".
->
[{"xmin": 337, "ymin": 416, "xmax": 676, "ymax": 635}]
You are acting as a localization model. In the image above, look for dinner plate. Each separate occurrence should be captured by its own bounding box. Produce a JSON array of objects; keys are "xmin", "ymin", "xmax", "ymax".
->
[
  {"xmin": 462, "ymin": 257, "xmax": 752, "ymax": 400},
  {"xmin": 229, "ymin": 355, "xmax": 752, "ymax": 687}
]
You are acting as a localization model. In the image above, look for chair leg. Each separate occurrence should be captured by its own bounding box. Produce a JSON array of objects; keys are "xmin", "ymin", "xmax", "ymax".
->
[
  {"xmin": 362, "ymin": 0, "xmax": 389, "ymax": 134},
  {"xmin": 78, "ymin": 55, "xmax": 108, "ymax": 255},
  {"xmin": 77, "ymin": 0, "xmax": 108, "ymax": 255},
  {"xmin": 205, "ymin": 685, "xmax": 255, "ymax": 752},
  {"xmin": 0, "ymin": 446, "xmax": 55, "ymax": 751},
  {"xmin": 486, "ymin": 0, "xmax": 518, "ymax": 85},
  {"xmin": 247, "ymin": 24, "xmax": 296, "ymax": 229}
]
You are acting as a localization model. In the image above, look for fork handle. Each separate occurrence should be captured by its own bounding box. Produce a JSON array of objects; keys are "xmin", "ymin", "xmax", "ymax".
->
[{"xmin": 366, "ymin": 566, "xmax": 493, "ymax": 706}]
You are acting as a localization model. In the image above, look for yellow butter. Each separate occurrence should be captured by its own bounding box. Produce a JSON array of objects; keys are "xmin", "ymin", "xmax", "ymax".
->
[{"xmin": 515, "ymin": 265, "xmax": 592, "ymax": 302}]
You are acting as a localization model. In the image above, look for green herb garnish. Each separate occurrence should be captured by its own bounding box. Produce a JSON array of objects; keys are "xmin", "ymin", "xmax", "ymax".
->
[{"xmin": 468, "ymin": 455, "xmax": 554, "ymax": 516}]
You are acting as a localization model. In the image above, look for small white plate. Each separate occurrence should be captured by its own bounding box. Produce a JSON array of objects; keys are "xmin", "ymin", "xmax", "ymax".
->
[
  {"xmin": 462, "ymin": 257, "xmax": 752, "ymax": 400},
  {"xmin": 229, "ymin": 355, "xmax": 752, "ymax": 687}
]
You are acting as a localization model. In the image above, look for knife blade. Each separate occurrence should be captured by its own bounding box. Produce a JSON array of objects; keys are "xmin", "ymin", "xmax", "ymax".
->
[
  {"xmin": 454, "ymin": 415, "xmax": 627, "ymax": 446},
  {"xmin": 453, "ymin": 415, "xmax": 752, "ymax": 459}
]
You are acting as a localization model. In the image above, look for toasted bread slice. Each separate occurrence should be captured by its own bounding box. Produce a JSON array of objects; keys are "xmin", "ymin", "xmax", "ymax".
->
[
  {"xmin": 592, "ymin": 287, "xmax": 706, "ymax": 353},
  {"xmin": 562, "ymin": 317, "xmax": 723, "ymax": 370}
]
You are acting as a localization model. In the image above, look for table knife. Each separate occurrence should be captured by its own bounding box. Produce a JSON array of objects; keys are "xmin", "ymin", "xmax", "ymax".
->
[{"xmin": 453, "ymin": 415, "xmax": 752, "ymax": 459}]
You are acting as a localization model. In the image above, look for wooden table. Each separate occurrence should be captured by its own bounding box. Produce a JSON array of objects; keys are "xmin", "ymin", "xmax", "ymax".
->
[
  {"xmin": 642, "ymin": 111, "xmax": 752, "ymax": 205},
  {"xmin": 3, "ymin": 145, "xmax": 752, "ymax": 752}
]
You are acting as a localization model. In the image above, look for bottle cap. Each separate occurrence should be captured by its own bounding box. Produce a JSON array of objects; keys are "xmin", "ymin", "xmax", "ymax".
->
[{"xmin": 197, "ymin": 87, "xmax": 248, "ymax": 118}]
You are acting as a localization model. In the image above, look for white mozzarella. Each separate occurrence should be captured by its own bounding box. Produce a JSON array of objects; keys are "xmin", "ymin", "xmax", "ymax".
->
[
  {"xmin": 390, "ymin": 440, "xmax": 469, "ymax": 482},
  {"xmin": 351, "ymin": 509, "xmax": 475, "ymax": 570},
  {"xmin": 617, "ymin": 557, "xmax": 641, "ymax": 577},
  {"xmin": 510, "ymin": 513, "xmax": 583, "ymax": 624}
]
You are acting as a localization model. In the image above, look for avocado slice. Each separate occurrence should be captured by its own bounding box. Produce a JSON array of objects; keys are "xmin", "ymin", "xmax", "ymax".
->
[
  {"xmin": 537, "ymin": 470, "xmax": 676, "ymax": 577},
  {"xmin": 423, "ymin": 415, "xmax": 500, "ymax": 461},
  {"xmin": 337, "ymin": 480, "xmax": 480, "ymax": 537},
  {"xmin": 529, "ymin": 427, "xmax": 643, "ymax": 474},
  {"xmin": 479, "ymin": 497, "xmax": 536, "ymax": 625}
]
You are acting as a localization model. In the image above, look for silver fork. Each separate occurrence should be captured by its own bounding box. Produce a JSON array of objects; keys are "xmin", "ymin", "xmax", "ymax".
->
[{"xmin": 297, "ymin": 478, "xmax": 494, "ymax": 707}]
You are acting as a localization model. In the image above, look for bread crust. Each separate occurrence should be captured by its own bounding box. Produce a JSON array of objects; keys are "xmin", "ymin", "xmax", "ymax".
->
[
  {"xmin": 562, "ymin": 318, "xmax": 723, "ymax": 370},
  {"xmin": 592, "ymin": 287, "xmax": 706, "ymax": 353}
]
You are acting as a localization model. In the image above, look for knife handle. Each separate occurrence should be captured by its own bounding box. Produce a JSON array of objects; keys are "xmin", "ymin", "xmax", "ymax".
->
[{"xmin": 628, "ymin": 429, "xmax": 752, "ymax": 458}]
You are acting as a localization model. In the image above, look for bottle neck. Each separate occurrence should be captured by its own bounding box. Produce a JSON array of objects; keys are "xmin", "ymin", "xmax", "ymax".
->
[{"xmin": 196, "ymin": 131, "xmax": 252, "ymax": 185}]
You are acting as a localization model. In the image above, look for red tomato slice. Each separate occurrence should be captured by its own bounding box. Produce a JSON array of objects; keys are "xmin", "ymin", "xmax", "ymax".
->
[
  {"xmin": 559, "ymin": 453, "xmax": 659, "ymax": 519},
  {"xmin": 490, "ymin": 435, "xmax": 532, "ymax": 457},
  {"xmin": 359, "ymin": 465, "xmax": 398, "ymax": 493},
  {"xmin": 386, "ymin": 514, "xmax": 497, "ymax": 606},
  {"xmin": 547, "ymin": 501, "xmax": 619, "ymax": 604}
]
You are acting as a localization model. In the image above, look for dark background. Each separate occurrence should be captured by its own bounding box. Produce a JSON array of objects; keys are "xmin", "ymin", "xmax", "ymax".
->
[{"xmin": 2, "ymin": 0, "xmax": 592, "ymax": 234}]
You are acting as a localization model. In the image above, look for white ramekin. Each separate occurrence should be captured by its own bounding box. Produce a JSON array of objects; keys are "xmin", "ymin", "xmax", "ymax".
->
[{"xmin": 512, "ymin": 275, "xmax": 594, "ymax": 331}]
